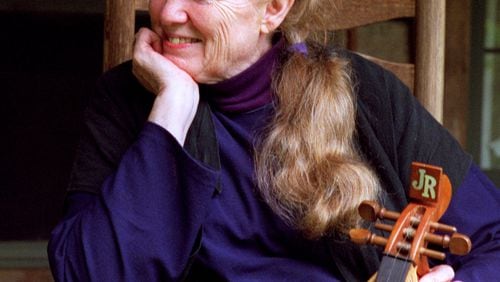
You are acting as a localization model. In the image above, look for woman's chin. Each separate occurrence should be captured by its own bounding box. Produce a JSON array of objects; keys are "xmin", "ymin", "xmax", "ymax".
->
[
  {"xmin": 162, "ymin": 55, "xmax": 224, "ymax": 84},
  {"xmin": 190, "ymin": 68, "xmax": 227, "ymax": 84}
]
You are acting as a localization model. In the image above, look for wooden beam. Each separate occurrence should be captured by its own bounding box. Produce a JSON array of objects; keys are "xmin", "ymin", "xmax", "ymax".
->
[
  {"xmin": 103, "ymin": 0, "xmax": 136, "ymax": 71},
  {"xmin": 358, "ymin": 53, "xmax": 415, "ymax": 93},
  {"xmin": 415, "ymin": 0, "xmax": 446, "ymax": 123},
  {"xmin": 330, "ymin": 0, "xmax": 415, "ymax": 30},
  {"xmin": 444, "ymin": 0, "xmax": 471, "ymax": 147}
]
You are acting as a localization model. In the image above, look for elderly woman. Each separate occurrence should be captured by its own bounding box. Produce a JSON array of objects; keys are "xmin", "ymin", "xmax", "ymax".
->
[{"xmin": 48, "ymin": 0, "xmax": 500, "ymax": 281}]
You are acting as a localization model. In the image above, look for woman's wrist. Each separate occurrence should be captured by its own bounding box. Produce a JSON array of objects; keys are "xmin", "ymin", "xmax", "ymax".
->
[{"xmin": 147, "ymin": 88, "xmax": 199, "ymax": 145}]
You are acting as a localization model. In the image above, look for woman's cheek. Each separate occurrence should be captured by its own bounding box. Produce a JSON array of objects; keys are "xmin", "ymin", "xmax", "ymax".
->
[{"xmin": 203, "ymin": 31, "xmax": 231, "ymax": 74}]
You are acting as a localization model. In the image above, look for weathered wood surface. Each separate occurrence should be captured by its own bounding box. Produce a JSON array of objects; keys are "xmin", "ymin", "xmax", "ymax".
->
[
  {"xmin": 103, "ymin": 0, "xmax": 136, "ymax": 70},
  {"xmin": 330, "ymin": 0, "xmax": 415, "ymax": 30},
  {"xmin": 415, "ymin": 0, "xmax": 446, "ymax": 123}
]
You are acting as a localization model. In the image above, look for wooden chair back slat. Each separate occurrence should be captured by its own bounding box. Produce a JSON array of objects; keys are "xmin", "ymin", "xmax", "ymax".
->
[
  {"xmin": 359, "ymin": 54, "xmax": 415, "ymax": 91},
  {"xmin": 329, "ymin": 0, "xmax": 415, "ymax": 30}
]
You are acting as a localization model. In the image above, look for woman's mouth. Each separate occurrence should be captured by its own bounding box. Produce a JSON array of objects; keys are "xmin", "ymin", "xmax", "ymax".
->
[{"xmin": 166, "ymin": 37, "xmax": 202, "ymax": 44}]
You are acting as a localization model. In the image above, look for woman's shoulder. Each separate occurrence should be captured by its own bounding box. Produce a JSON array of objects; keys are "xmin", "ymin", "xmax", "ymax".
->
[
  {"xmin": 91, "ymin": 60, "xmax": 154, "ymax": 117},
  {"xmin": 97, "ymin": 60, "xmax": 144, "ymax": 94},
  {"xmin": 68, "ymin": 61, "xmax": 153, "ymax": 194},
  {"xmin": 341, "ymin": 49, "xmax": 411, "ymax": 101},
  {"xmin": 338, "ymin": 49, "xmax": 472, "ymax": 191},
  {"xmin": 334, "ymin": 49, "xmax": 413, "ymax": 124}
]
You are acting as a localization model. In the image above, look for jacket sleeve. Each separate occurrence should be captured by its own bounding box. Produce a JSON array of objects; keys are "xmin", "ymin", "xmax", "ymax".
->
[
  {"xmin": 441, "ymin": 163, "xmax": 500, "ymax": 281},
  {"xmin": 48, "ymin": 62, "xmax": 220, "ymax": 281},
  {"xmin": 48, "ymin": 122, "xmax": 220, "ymax": 281}
]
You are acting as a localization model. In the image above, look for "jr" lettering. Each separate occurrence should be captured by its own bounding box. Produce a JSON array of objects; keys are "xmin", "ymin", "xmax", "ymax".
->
[{"xmin": 411, "ymin": 168, "xmax": 437, "ymax": 200}]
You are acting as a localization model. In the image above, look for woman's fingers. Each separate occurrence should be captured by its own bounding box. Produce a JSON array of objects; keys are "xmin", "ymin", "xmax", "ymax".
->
[
  {"xmin": 419, "ymin": 265, "xmax": 455, "ymax": 282},
  {"xmin": 132, "ymin": 27, "xmax": 183, "ymax": 94},
  {"xmin": 133, "ymin": 28, "xmax": 167, "ymax": 93},
  {"xmin": 134, "ymin": 27, "xmax": 162, "ymax": 54}
]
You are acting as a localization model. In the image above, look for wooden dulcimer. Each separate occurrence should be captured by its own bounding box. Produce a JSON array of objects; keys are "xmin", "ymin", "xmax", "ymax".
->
[{"xmin": 349, "ymin": 162, "xmax": 472, "ymax": 282}]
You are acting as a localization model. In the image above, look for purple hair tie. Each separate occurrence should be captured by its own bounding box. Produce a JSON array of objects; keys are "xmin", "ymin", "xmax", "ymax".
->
[{"xmin": 288, "ymin": 42, "xmax": 308, "ymax": 55}]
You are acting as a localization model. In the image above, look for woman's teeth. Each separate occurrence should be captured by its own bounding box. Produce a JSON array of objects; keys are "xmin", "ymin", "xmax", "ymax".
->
[{"xmin": 168, "ymin": 37, "xmax": 200, "ymax": 44}]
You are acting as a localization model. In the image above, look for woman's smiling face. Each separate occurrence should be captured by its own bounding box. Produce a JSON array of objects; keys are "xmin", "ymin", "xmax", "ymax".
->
[{"xmin": 149, "ymin": 0, "xmax": 273, "ymax": 84}]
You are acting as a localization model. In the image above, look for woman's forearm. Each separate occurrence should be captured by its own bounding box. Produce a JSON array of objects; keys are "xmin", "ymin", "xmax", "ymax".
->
[{"xmin": 48, "ymin": 122, "xmax": 219, "ymax": 281}]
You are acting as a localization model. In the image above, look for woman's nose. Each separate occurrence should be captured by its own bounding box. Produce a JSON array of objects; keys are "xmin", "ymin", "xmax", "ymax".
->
[{"xmin": 159, "ymin": 0, "xmax": 189, "ymax": 25}]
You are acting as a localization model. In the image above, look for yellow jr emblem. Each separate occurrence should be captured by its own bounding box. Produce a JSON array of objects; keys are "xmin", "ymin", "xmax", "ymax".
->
[
  {"xmin": 409, "ymin": 162, "xmax": 442, "ymax": 203},
  {"xmin": 412, "ymin": 168, "xmax": 437, "ymax": 200}
]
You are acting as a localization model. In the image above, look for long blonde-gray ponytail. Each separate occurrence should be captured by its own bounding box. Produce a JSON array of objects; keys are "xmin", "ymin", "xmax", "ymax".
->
[{"xmin": 255, "ymin": 2, "xmax": 381, "ymax": 238}]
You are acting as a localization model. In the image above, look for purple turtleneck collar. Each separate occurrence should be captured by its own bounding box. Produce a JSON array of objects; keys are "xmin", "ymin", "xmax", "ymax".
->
[{"xmin": 199, "ymin": 39, "xmax": 285, "ymax": 113}]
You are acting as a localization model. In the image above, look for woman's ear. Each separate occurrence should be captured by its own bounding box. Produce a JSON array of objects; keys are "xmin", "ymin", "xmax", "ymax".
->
[{"xmin": 260, "ymin": 0, "xmax": 295, "ymax": 34}]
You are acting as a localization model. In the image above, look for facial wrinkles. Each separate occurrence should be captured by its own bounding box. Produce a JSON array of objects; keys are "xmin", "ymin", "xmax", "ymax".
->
[{"xmin": 203, "ymin": 0, "xmax": 258, "ymax": 79}]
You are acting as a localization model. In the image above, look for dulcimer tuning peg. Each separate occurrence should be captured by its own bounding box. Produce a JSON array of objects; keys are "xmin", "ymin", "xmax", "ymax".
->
[
  {"xmin": 449, "ymin": 233, "xmax": 472, "ymax": 256},
  {"xmin": 429, "ymin": 221, "xmax": 457, "ymax": 233},
  {"xmin": 349, "ymin": 229, "xmax": 388, "ymax": 248},
  {"xmin": 358, "ymin": 200, "xmax": 400, "ymax": 222}
]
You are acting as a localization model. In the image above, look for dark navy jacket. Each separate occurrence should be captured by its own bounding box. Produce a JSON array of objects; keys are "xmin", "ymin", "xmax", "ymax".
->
[{"xmin": 48, "ymin": 48, "xmax": 500, "ymax": 281}]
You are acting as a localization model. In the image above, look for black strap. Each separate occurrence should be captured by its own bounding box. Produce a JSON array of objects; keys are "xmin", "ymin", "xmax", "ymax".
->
[
  {"xmin": 181, "ymin": 100, "xmax": 222, "ymax": 280},
  {"xmin": 183, "ymin": 99, "xmax": 222, "ymax": 193}
]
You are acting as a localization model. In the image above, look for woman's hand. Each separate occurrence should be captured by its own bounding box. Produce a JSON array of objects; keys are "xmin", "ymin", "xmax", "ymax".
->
[
  {"xmin": 419, "ymin": 265, "xmax": 456, "ymax": 282},
  {"xmin": 132, "ymin": 27, "xmax": 199, "ymax": 145}
]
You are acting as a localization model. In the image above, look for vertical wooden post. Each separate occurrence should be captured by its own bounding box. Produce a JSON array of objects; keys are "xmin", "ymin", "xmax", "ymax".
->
[
  {"xmin": 444, "ymin": 0, "xmax": 471, "ymax": 147},
  {"xmin": 103, "ymin": 0, "xmax": 136, "ymax": 71},
  {"xmin": 415, "ymin": 0, "xmax": 446, "ymax": 123}
]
